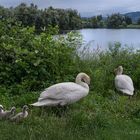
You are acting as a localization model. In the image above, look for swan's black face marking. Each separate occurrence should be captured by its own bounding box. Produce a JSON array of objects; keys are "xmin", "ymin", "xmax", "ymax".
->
[
  {"xmin": 81, "ymin": 78, "xmax": 85, "ymax": 82},
  {"xmin": 11, "ymin": 107, "xmax": 16, "ymax": 113},
  {"xmin": 82, "ymin": 76, "xmax": 90, "ymax": 85},
  {"xmin": 0, "ymin": 105, "xmax": 3, "ymax": 110},
  {"xmin": 114, "ymin": 66, "xmax": 123, "ymax": 75}
]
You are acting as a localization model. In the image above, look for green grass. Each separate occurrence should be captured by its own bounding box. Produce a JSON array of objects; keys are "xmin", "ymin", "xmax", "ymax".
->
[{"xmin": 1, "ymin": 90, "xmax": 140, "ymax": 140}]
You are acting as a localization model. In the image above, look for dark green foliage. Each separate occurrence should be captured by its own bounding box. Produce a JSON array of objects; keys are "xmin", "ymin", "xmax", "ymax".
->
[
  {"xmin": 137, "ymin": 18, "xmax": 140, "ymax": 24},
  {"xmin": 106, "ymin": 13, "xmax": 127, "ymax": 28},
  {"xmin": 14, "ymin": 3, "xmax": 38, "ymax": 27},
  {"xmin": 0, "ymin": 4, "xmax": 82, "ymax": 32},
  {"xmin": 106, "ymin": 14, "xmax": 133, "ymax": 28},
  {"xmin": 82, "ymin": 15, "xmax": 104, "ymax": 28},
  {"xmin": 125, "ymin": 16, "xmax": 132, "ymax": 25},
  {"xmin": 0, "ymin": 20, "xmax": 82, "ymax": 92},
  {"xmin": 1, "ymin": 3, "xmax": 138, "ymax": 30}
]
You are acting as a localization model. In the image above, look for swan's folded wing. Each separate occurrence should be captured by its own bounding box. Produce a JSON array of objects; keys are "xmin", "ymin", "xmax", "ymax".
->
[
  {"xmin": 39, "ymin": 82, "xmax": 83, "ymax": 100},
  {"xmin": 115, "ymin": 77, "xmax": 134, "ymax": 92},
  {"xmin": 122, "ymin": 75, "xmax": 134, "ymax": 87}
]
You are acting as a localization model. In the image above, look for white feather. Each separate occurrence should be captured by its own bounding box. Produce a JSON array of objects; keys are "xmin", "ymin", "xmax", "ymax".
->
[{"xmin": 115, "ymin": 74, "xmax": 134, "ymax": 96}]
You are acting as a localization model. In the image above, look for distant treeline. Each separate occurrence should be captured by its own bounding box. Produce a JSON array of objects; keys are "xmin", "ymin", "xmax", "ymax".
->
[
  {"xmin": 0, "ymin": 3, "xmax": 82, "ymax": 32},
  {"xmin": 0, "ymin": 3, "xmax": 140, "ymax": 32}
]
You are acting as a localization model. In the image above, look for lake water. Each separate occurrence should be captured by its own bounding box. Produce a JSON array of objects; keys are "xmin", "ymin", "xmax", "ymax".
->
[{"xmin": 78, "ymin": 29, "xmax": 140, "ymax": 50}]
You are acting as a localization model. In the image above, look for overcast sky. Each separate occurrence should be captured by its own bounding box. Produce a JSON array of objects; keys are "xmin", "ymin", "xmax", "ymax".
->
[{"xmin": 0, "ymin": 0, "xmax": 140, "ymax": 16}]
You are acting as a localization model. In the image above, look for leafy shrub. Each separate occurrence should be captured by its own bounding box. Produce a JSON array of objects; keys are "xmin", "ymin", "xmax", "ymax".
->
[{"xmin": 0, "ymin": 19, "xmax": 82, "ymax": 92}]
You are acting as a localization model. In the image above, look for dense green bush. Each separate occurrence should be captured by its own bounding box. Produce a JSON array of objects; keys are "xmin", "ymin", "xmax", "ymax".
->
[{"xmin": 0, "ymin": 19, "xmax": 82, "ymax": 92}]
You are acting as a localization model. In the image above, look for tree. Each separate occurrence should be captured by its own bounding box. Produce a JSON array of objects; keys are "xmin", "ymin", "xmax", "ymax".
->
[
  {"xmin": 125, "ymin": 16, "xmax": 132, "ymax": 25},
  {"xmin": 106, "ymin": 13, "xmax": 126, "ymax": 28},
  {"xmin": 97, "ymin": 15, "xmax": 102, "ymax": 21},
  {"xmin": 0, "ymin": 4, "xmax": 82, "ymax": 31},
  {"xmin": 137, "ymin": 18, "xmax": 140, "ymax": 24}
]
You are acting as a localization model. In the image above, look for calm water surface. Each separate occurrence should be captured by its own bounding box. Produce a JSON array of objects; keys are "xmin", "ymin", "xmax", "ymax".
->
[{"xmin": 78, "ymin": 29, "xmax": 140, "ymax": 50}]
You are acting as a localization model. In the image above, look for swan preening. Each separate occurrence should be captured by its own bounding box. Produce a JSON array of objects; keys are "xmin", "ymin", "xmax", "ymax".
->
[
  {"xmin": 31, "ymin": 72, "xmax": 90, "ymax": 107},
  {"xmin": 114, "ymin": 66, "xmax": 134, "ymax": 96},
  {"xmin": 10, "ymin": 105, "xmax": 28, "ymax": 122}
]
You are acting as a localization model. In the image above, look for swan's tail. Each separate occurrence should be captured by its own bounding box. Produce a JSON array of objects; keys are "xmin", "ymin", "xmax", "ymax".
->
[
  {"xmin": 30, "ymin": 99, "xmax": 62, "ymax": 107},
  {"xmin": 30, "ymin": 101, "xmax": 47, "ymax": 107},
  {"xmin": 122, "ymin": 89, "xmax": 133, "ymax": 96}
]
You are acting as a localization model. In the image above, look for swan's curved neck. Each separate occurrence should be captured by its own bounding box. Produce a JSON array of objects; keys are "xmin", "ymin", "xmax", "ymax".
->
[
  {"xmin": 76, "ymin": 76, "xmax": 89, "ymax": 89},
  {"xmin": 116, "ymin": 71, "xmax": 122, "ymax": 75},
  {"xmin": 116, "ymin": 67, "xmax": 123, "ymax": 75},
  {"xmin": 11, "ymin": 109, "xmax": 15, "ymax": 114}
]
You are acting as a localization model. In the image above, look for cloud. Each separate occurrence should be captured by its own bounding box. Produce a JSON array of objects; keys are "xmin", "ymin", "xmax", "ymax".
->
[{"xmin": 0, "ymin": 0, "xmax": 140, "ymax": 15}]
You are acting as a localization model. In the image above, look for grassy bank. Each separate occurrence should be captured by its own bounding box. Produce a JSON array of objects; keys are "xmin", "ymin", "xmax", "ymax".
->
[
  {"xmin": 127, "ymin": 24, "xmax": 140, "ymax": 29},
  {"xmin": 1, "ymin": 91, "xmax": 140, "ymax": 140},
  {"xmin": 0, "ymin": 20, "xmax": 140, "ymax": 139}
]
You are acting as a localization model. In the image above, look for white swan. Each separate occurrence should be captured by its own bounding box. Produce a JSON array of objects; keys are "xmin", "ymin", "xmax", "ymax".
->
[
  {"xmin": 114, "ymin": 66, "xmax": 134, "ymax": 96},
  {"xmin": 31, "ymin": 72, "xmax": 90, "ymax": 107},
  {"xmin": 10, "ymin": 105, "xmax": 28, "ymax": 122}
]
